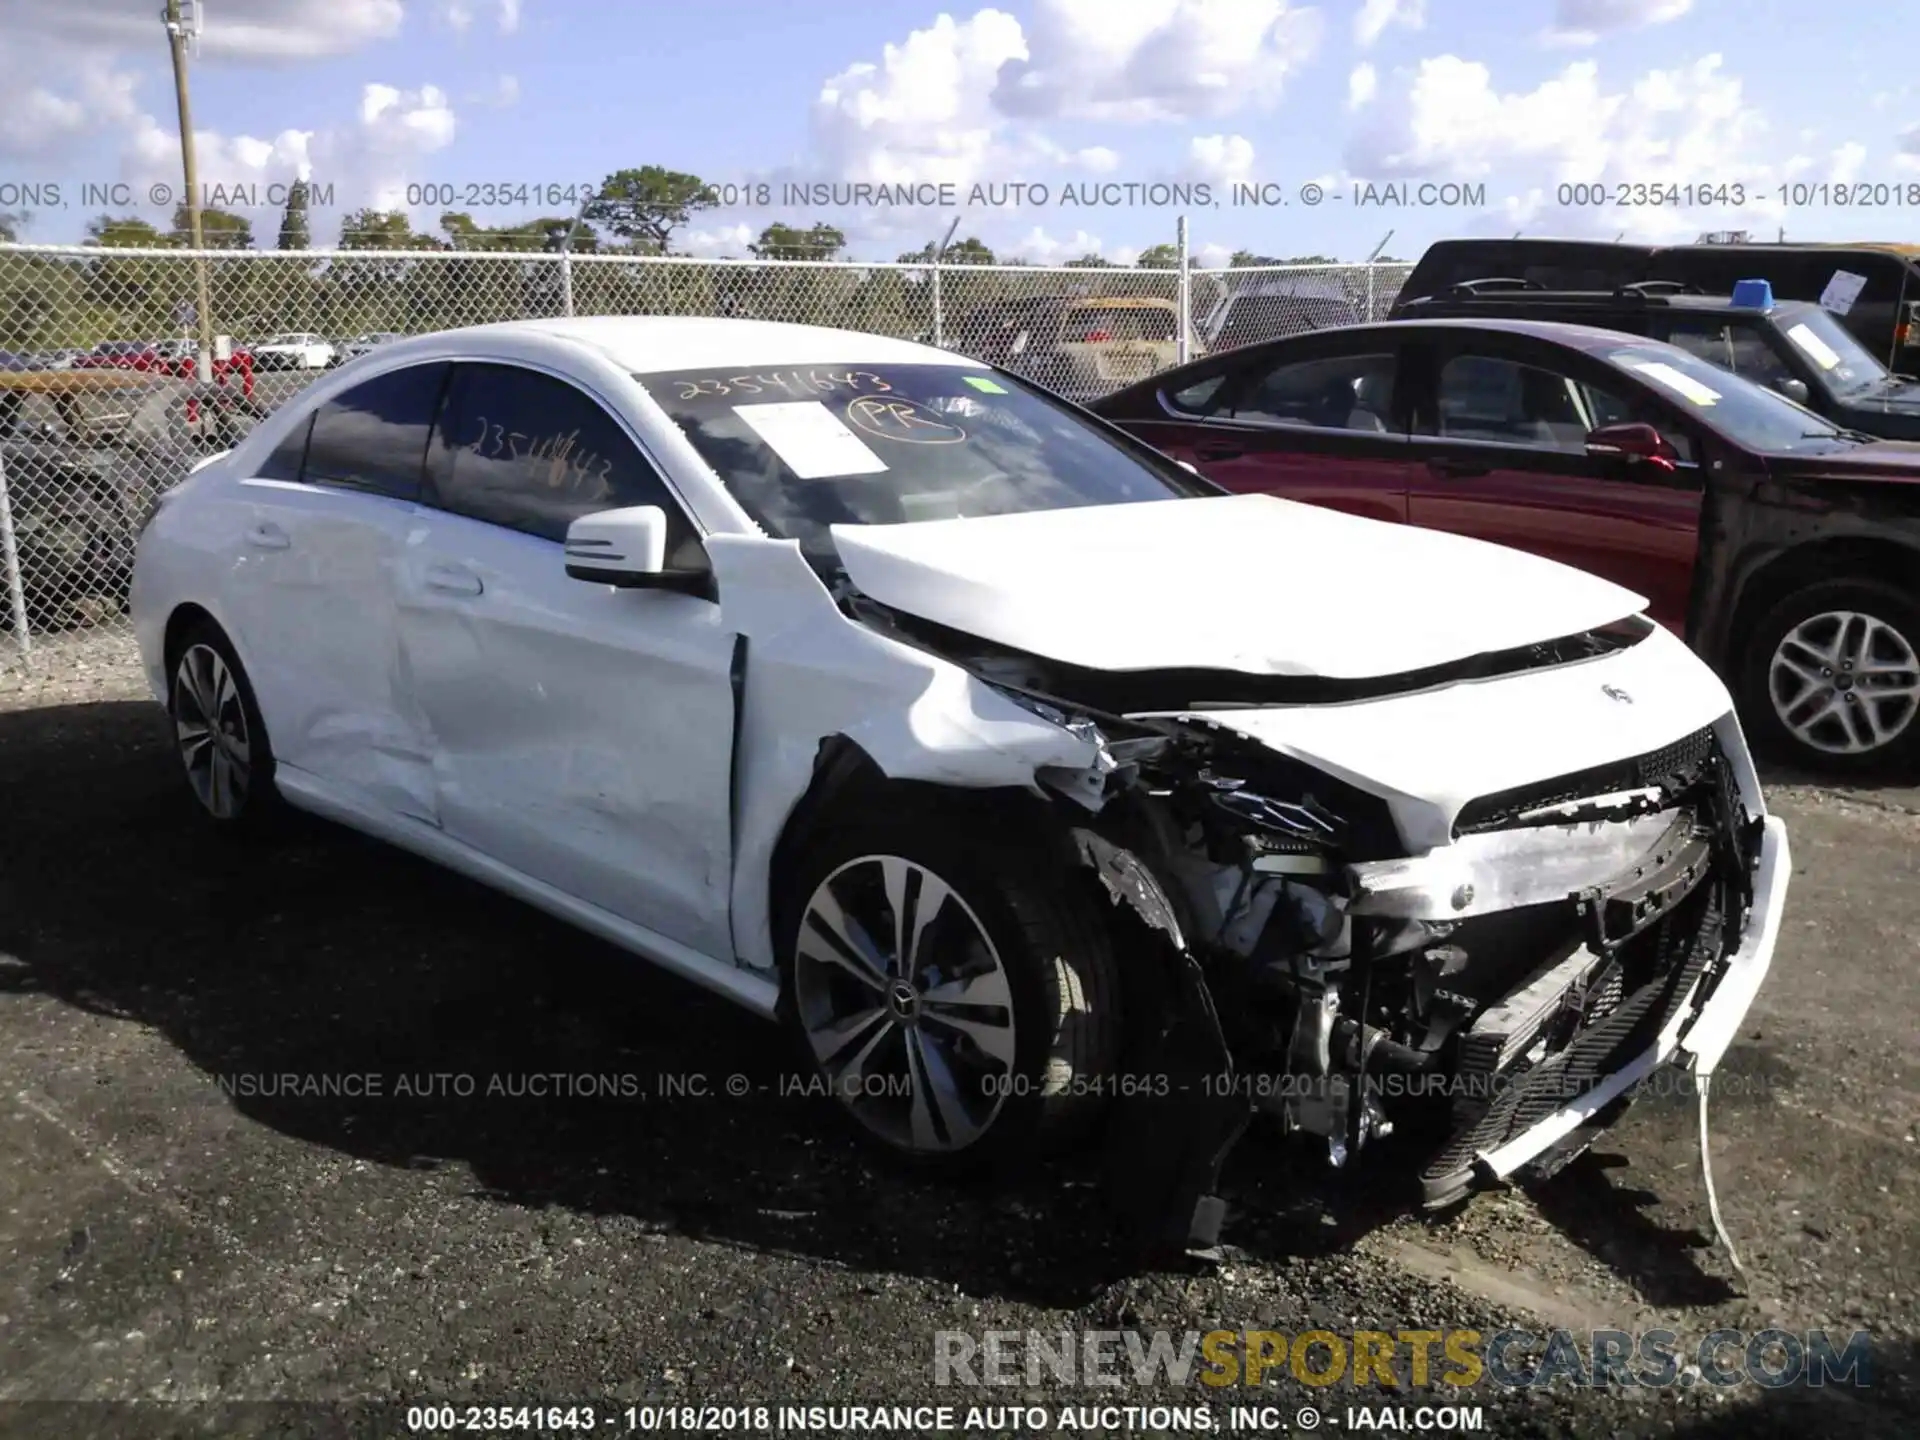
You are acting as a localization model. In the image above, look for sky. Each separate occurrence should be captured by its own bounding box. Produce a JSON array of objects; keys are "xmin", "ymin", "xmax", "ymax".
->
[{"xmin": 0, "ymin": 0, "xmax": 1913, "ymax": 266}]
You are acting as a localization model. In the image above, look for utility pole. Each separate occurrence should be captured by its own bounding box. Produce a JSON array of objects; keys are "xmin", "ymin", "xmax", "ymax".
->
[{"xmin": 164, "ymin": 0, "xmax": 215, "ymax": 380}]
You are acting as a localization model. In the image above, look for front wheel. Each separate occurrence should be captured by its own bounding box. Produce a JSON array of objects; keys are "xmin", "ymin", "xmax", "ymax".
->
[
  {"xmin": 777, "ymin": 810, "xmax": 1124, "ymax": 1172},
  {"xmin": 1738, "ymin": 577, "xmax": 1920, "ymax": 773}
]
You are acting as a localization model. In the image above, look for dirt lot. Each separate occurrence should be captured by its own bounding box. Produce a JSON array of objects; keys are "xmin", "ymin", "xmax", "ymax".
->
[{"xmin": 2, "ymin": 634, "xmax": 1917, "ymax": 1438}]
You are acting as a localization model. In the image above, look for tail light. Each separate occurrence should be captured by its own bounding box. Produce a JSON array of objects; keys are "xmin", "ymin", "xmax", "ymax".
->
[{"xmin": 1086, "ymin": 328, "xmax": 1113, "ymax": 343}]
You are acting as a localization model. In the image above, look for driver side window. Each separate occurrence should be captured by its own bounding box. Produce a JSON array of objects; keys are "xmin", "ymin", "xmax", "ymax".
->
[{"xmin": 428, "ymin": 363, "xmax": 708, "ymax": 570}]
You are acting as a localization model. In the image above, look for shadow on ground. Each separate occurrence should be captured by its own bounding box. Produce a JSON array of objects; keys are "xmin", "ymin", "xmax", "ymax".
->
[{"xmin": 0, "ymin": 698, "xmax": 1850, "ymax": 1325}]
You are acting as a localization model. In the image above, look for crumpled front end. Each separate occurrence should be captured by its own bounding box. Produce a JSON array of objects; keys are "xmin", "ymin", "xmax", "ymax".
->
[{"xmin": 845, "ymin": 595, "xmax": 1790, "ymax": 1253}]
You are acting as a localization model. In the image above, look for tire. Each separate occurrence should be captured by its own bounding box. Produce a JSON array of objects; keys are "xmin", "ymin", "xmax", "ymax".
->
[
  {"xmin": 1737, "ymin": 577, "xmax": 1920, "ymax": 774},
  {"xmin": 776, "ymin": 807, "xmax": 1124, "ymax": 1173},
  {"xmin": 165, "ymin": 618, "xmax": 284, "ymax": 830}
]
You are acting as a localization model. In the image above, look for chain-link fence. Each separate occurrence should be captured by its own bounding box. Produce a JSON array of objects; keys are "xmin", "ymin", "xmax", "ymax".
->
[{"xmin": 0, "ymin": 242, "xmax": 1411, "ymax": 662}]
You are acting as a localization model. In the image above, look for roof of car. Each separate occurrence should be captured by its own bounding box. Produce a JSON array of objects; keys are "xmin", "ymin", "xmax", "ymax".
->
[
  {"xmin": 1410, "ymin": 289, "xmax": 1817, "ymax": 317},
  {"xmin": 1303, "ymin": 316, "xmax": 1685, "ymax": 353},
  {"xmin": 435, "ymin": 315, "xmax": 981, "ymax": 372}
]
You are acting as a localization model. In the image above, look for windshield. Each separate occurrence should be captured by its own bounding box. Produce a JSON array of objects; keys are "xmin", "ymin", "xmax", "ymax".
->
[
  {"xmin": 638, "ymin": 363, "xmax": 1212, "ymax": 562},
  {"xmin": 1776, "ymin": 306, "xmax": 1887, "ymax": 395},
  {"xmin": 1608, "ymin": 343, "xmax": 1862, "ymax": 453}
]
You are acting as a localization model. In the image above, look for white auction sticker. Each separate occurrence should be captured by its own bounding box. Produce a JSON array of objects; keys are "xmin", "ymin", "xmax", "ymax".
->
[
  {"xmin": 734, "ymin": 400, "xmax": 889, "ymax": 479},
  {"xmin": 1630, "ymin": 361, "xmax": 1722, "ymax": 406},
  {"xmin": 1786, "ymin": 322, "xmax": 1842, "ymax": 371}
]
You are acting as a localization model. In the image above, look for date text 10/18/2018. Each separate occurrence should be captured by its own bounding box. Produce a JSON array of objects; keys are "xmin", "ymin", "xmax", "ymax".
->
[{"xmin": 403, "ymin": 1403, "xmax": 1481, "ymax": 1433}]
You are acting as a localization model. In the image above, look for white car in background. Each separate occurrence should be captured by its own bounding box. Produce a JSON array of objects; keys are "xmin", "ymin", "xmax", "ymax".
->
[
  {"xmin": 338, "ymin": 331, "xmax": 406, "ymax": 364},
  {"xmin": 249, "ymin": 332, "xmax": 335, "ymax": 370},
  {"xmin": 129, "ymin": 317, "xmax": 1788, "ymax": 1253}
]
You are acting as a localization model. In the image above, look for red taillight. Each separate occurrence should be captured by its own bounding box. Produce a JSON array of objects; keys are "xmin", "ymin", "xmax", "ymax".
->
[{"xmin": 1087, "ymin": 329, "xmax": 1113, "ymax": 343}]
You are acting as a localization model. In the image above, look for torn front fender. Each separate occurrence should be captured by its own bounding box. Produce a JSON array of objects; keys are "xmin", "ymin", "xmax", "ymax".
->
[{"xmin": 705, "ymin": 535, "xmax": 1110, "ymax": 973}]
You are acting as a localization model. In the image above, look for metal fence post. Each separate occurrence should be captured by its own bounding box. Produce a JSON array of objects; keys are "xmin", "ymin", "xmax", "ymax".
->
[
  {"xmin": 559, "ymin": 253, "xmax": 575, "ymax": 318},
  {"xmin": 0, "ymin": 446, "xmax": 31, "ymax": 667},
  {"xmin": 1176, "ymin": 215, "xmax": 1191, "ymax": 364}
]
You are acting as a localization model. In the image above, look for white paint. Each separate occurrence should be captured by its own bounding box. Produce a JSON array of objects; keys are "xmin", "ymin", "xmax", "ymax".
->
[
  {"xmin": 832, "ymin": 493, "xmax": 1649, "ymax": 681},
  {"xmin": 1162, "ymin": 623, "xmax": 1732, "ymax": 852},
  {"xmin": 734, "ymin": 401, "xmax": 889, "ymax": 479}
]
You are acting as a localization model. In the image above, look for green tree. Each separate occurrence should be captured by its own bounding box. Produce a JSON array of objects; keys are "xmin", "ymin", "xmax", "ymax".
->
[
  {"xmin": 171, "ymin": 204, "xmax": 253, "ymax": 249},
  {"xmin": 1136, "ymin": 243, "xmax": 1180, "ymax": 269},
  {"xmin": 749, "ymin": 222, "xmax": 846, "ymax": 260},
  {"xmin": 896, "ymin": 235, "xmax": 995, "ymax": 265},
  {"xmin": 583, "ymin": 167, "xmax": 714, "ymax": 253},
  {"xmin": 277, "ymin": 180, "xmax": 313, "ymax": 250},
  {"xmin": 86, "ymin": 215, "xmax": 171, "ymax": 248},
  {"xmin": 0, "ymin": 210, "xmax": 22, "ymax": 242},
  {"xmin": 1065, "ymin": 252, "xmax": 1117, "ymax": 268},
  {"xmin": 337, "ymin": 208, "xmax": 443, "ymax": 249}
]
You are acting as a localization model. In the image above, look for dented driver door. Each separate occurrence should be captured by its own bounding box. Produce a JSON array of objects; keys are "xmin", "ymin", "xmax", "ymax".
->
[{"xmin": 395, "ymin": 361, "xmax": 738, "ymax": 960}]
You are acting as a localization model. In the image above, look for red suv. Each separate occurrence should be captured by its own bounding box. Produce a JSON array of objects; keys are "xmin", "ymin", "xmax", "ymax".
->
[{"xmin": 1091, "ymin": 317, "xmax": 1920, "ymax": 773}]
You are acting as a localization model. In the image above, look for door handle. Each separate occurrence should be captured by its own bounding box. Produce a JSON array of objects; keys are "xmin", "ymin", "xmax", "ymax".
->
[
  {"xmin": 1426, "ymin": 457, "xmax": 1488, "ymax": 478},
  {"xmin": 423, "ymin": 564, "xmax": 484, "ymax": 597},
  {"xmin": 245, "ymin": 521, "xmax": 290, "ymax": 550},
  {"xmin": 1194, "ymin": 441, "xmax": 1245, "ymax": 461}
]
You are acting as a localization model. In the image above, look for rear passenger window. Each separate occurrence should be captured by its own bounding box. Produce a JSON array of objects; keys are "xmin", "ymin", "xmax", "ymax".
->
[
  {"xmin": 302, "ymin": 362, "xmax": 450, "ymax": 499},
  {"xmin": 429, "ymin": 363, "xmax": 706, "ymax": 568}
]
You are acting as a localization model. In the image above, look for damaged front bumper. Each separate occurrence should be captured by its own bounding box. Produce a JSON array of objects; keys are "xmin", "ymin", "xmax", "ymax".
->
[
  {"xmin": 1092, "ymin": 721, "xmax": 1787, "ymax": 1256},
  {"xmin": 1472, "ymin": 812, "xmax": 1787, "ymax": 1186}
]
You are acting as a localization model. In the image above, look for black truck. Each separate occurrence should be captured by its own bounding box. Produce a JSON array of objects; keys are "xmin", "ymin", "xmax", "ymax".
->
[{"xmin": 1395, "ymin": 239, "xmax": 1920, "ymax": 371}]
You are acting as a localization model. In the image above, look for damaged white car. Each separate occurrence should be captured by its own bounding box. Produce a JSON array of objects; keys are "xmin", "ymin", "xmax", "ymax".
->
[{"xmin": 130, "ymin": 318, "xmax": 1790, "ymax": 1252}]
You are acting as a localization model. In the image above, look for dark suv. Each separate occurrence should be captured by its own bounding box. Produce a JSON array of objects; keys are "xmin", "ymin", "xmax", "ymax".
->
[
  {"xmin": 1395, "ymin": 239, "xmax": 1920, "ymax": 371},
  {"xmin": 1397, "ymin": 278, "xmax": 1920, "ymax": 440}
]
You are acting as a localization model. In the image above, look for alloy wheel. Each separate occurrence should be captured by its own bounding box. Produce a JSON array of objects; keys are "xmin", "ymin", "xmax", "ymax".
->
[
  {"xmin": 172, "ymin": 642, "xmax": 252, "ymax": 818},
  {"xmin": 1768, "ymin": 609, "xmax": 1920, "ymax": 756},
  {"xmin": 792, "ymin": 854, "xmax": 1016, "ymax": 1154}
]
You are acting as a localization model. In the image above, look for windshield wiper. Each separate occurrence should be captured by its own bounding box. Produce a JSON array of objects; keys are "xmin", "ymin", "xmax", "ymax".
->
[{"xmin": 1803, "ymin": 428, "xmax": 1877, "ymax": 443}]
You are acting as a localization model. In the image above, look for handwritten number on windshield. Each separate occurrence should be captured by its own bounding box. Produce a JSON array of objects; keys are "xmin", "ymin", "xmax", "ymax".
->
[{"xmin": 673, "ymin": 369, "xmax": 892, "ymax": 400}]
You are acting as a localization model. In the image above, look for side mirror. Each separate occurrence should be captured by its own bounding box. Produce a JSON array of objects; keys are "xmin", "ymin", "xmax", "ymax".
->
[
  {"xmin": 564, "ymin": 506, "xmax": 713, "ymax": 597},
  {"xmin": 1584, "ymin": 421, "xmax": 1678, "ymax": 474},
  {"xmin": 1775, "ymin": 378, "xmax": 1811, "ymax": 405}
]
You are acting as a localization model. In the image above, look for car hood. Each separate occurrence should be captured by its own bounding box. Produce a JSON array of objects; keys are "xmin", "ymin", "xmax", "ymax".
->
[
  {"xmin": 1775, "ymin": 438, "xmax": 1920, "ymax": 480},
  {"xmin": 829, "ymin": 494, "xmax": 1649, "ymax": 680}
]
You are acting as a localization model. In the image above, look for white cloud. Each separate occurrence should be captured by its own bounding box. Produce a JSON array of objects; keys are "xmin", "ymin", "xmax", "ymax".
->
[
  {"xmin": 4, "ymin": 0, "xmax": 406, "ymax": 60},
  {"xmin": 115, "ymin": 81, "xmax": 458, "ymax": 240},
  {"xmin": 465, "ymin": 73, "xmax": 520, "ymax": 107},
  {"xmin": 1545, "ymin": 0, "xmax": 1693, "ymax": 48},
  {"xmin": 1187, "ymin": 134, "xmax": 1256, "ymax": 185},
  {"xmin": 808, "ymin": 1, "xmax": 1318, "ymax": 206},
  {"xmin": 678, "ymin": 222, "xmax": 757, "ymax": 259},
  {"xmin": 994, "ymin": 0, "xmax": 1322, "ymax": 122},
  {"xmin": 1348, "ymin": 62, "xmax": 1377, "ymax": 110},
  {"xmin": 437, "ymin": 2, "xmax": 474, "ymax": 32},
  {"xmin": 0, "ymin": 53, "xmax": 144, "ymax": 160},
  {"xmin": 1005, "ymin": 225, "xmax": 1120, "ymax": 264},
  {"xmin": 1354, "ymin": 0, "xmax": 1424, "ymax": 49},
  {"xmin": 812, "ymin": 10, "xmax": 1027, "ymax": 188},
  {"xmin": 1345, "ymin": 53, "xmax": 1805, "ymax": 241}
]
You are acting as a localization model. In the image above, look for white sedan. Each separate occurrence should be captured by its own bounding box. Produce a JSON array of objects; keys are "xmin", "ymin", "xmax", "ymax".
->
[
  {"xmin": 130, "ymin": 317, "xmax": 1789, "ymax": 1250},
  {"xmin": 249, "ymin": 332, "xmax": 336, "ymax": 370}
]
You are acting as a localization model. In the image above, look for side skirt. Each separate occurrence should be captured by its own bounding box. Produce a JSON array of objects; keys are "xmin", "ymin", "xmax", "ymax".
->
[{"xmin": 272, "ymin": 765, "xmax": 782, "ymax": 1021}]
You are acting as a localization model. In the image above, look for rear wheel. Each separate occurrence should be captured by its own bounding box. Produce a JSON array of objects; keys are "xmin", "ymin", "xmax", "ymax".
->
[
  {"xmin": 1739, "ymin": 577, "xmax": 1920, "ymax": 773},
  {"xmin": 166, "ymin": 620, "xmax": 282, "ymax": 829},
  {"xmin": 778, "ymin": 809, "xmax": 1124, "ymax": 1172}
]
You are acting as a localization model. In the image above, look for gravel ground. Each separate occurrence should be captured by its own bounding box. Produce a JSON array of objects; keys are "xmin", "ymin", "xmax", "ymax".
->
[{"xmin": 1, "ymin": 633, "xmax": 1917, "ymax": 1438}]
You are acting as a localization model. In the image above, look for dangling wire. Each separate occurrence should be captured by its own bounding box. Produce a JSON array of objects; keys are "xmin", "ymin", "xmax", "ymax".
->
[{"xmin": 1697, "ymin": 1072, "xmax": 1748, "ymax": 1285}]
